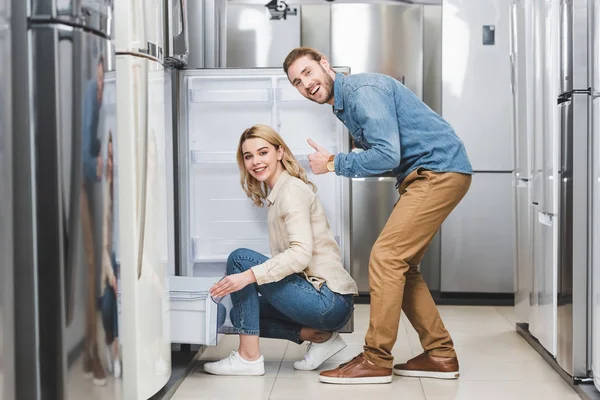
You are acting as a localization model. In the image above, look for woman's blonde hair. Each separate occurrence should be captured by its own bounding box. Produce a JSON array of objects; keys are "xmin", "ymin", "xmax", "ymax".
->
[{"xmin": 237, "ymin": 124, "xmax": 316, "ymax": 207}]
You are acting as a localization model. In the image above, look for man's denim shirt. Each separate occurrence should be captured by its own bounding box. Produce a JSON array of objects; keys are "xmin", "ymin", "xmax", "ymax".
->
[{"xmin": 332, "ymin": 73, "xmax": 473, "ymax": 185}]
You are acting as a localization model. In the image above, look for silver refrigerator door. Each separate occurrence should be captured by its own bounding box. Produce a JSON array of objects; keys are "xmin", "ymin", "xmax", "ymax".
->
[
  {"xmin": 350, "ymin": 177, "xmax": 399, "ymax": 294},
  {"xmin": 330, "ymin": 3, "xmax": 423, "ymax": 98},
  {"xmin": 12, "ymin": 11, "xmax": 118, "ymax": 398},
  {"xmin": 0, "ymin": 1, "xmax": 15, "ymax": 398},
  {"xmin": 591, "ymin": 0, "xmax": 600, "ymax": 390},
  {"xmin": 440, "ymin": 173, "xmax": 516, "ymax": 293}
]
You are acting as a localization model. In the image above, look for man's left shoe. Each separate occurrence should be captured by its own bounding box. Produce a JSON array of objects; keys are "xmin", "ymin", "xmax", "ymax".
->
[
  {"xmin": 393, "ymin": 352, "xmax": 460, "ymax": 380},
  {"xmin": 318, "ymin": 353, "xmax": 393, "ymax": 384}
]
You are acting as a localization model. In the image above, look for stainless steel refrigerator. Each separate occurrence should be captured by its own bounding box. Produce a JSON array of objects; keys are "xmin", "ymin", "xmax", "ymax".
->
[
  {"xmin": 10, "ymin": 0, "xmax": 121, "ymax": 398},
  {"xmin": 553, "ymin": 0, "xmax": 592, "ymax": 379},
  {"xmin": 1, "ymin": 0, "xmax": 15, "ymax": 398}
]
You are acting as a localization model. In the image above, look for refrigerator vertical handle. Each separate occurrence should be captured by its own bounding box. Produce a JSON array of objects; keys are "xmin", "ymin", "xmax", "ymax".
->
[
  {"xmin": 137, "ymin": 63, "xmax": 149, "ymax": 280},
  {"xmin": 173, "ymin": 0, "xmax": 189, "ymax": 56}
]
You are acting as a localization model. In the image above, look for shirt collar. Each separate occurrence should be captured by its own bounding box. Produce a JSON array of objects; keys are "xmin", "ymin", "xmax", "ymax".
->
[
  {"xmin": 333, "ymin": 73, "xmax": 345, "ymax": 112},
  {"xmin": 266, "ymin": 170, "xmax": 291, "ymax": 205}
]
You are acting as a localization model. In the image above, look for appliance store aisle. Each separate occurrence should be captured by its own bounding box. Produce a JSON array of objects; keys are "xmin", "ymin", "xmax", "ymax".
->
[{"xmin": 172, "ymin": 305, "xmax": 579, "ymax": 399}]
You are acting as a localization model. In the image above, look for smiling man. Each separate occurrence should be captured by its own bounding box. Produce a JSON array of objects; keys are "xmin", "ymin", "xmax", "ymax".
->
[{"xmin": 283, "ymin": 47, "xmax": 473, "ymax": 384}]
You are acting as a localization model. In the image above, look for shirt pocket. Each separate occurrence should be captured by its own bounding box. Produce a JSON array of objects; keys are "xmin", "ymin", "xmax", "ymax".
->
[{"xmin": 351, "ymin": 127, "xmax": 369, "ymax": 150}]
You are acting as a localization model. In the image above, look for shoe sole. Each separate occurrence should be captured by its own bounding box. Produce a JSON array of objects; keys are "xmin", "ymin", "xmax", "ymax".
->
[
  {"xmin": 93, "ymin": 377, "xmax": 107, "ymax": 386},
  {"xmin": 393, "ymin": 369, "xmax": 460, "ymax": 380},
  {"xmin": 204, "ymin": 368, "xmax": 265, "ymax": 376},
  {"xmin": 293, "ymin": 341, "xmax": 348, "ymax": 371},
  {"xmin": 318, "ymin": 375, "xmax": 393, "ymax": 384}
]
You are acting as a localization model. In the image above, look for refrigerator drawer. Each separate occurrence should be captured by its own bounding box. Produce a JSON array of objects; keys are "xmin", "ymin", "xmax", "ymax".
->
[{"xmin": 168, "ymin": 276, "xmax": 232, "ymax": 346}]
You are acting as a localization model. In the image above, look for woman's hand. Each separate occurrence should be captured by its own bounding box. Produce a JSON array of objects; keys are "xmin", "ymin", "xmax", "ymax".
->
[{"xmin": 209, "ymin": 270, "xmax": 256, "ymax": 299}]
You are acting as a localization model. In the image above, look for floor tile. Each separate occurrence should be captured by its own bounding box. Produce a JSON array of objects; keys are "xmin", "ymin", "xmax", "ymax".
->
[
  {"xmin": 270, "ymin": 375, "xmax": 425, "ymax": 400},
  {"xmin": 171, "ymin": 376, "xmax": 276, "ymax": 400},
  {"xmin": 421, "ymin": 379, "xmax": 580, "ymax": 400}
]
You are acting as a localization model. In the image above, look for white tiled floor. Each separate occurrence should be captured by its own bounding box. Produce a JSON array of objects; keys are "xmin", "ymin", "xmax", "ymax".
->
[{"xmin": 172, "ymin": 305, "xmax": 581, "ymax": 400}]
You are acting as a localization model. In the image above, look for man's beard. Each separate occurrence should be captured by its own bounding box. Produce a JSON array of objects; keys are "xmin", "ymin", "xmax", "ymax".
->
[{"xmin": 315, "ymin": 66, "xmax": 334, "ymax": 104}]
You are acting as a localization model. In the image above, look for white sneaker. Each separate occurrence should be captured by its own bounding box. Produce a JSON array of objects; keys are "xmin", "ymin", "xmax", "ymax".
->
[
  {"xmin": 113, "ymin": 358, "xmax": 121, "ymax": 378},
  {"xmin": 203, "ymin": 351, "xmax": 265, "ymax": 376},
  {"xmin": 293, "ymin": 332, "xmax": 347, "ymax": 371},
  {"xmin": 104, "ymin": 345, "xmax": 113, "ymax": 374}
]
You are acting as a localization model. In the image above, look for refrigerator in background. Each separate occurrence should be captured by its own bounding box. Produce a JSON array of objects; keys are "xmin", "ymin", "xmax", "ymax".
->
[
  {"xmin": 171, "ymin": 68, "xmax": 352, "ymax": 344},
  {"xmin": 226, "ymin": 3, "xmax": 301, "ymax": 68},
  {"xmin": 10, "ymin": 0, "xmax": 124, "ymax": 398},
  {"xmin": 511, "ymin": 0, "xmax": 535, "ymax": 325},
  {"xmin": 440, "ymin": 0, "xmax": 516, "ymax": 295},
  {"xmin": 593, "ymin": 0, "xmax": 600, "ymax": 391},
  {"xmin": 186, "ymin": 0, "xmax": 227, "ymax": 68},
  {"xmin": 165, "ymin": 0, "xmax": 189, "ymax": 68},
  {"xmin": 0, "ymin": 0, "xmax": 15, "ymax": 398},
  {"xmin": 114, "ymin": 0, "xmax": 176, "ymax": 397}
]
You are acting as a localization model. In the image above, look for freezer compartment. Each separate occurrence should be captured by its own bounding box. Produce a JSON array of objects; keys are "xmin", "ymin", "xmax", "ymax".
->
[
  {"xmin": 169, "ymin": 276, "xmax": 232, "ymax": 345},
  {"xmin": 350, "ymin": 177, "xmax": 398, "ymax": 294},
  {"xmin": 440, "ymin": 173, "xmax": 515, "ymax": 293}
]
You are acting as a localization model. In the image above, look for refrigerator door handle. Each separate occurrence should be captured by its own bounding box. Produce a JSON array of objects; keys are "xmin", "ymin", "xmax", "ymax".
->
[
  {"xmin": 173, "ymin": 0, "xmax": 189, "ymax": 56},
  {"xmin": 137, "ymin": 63, "xmax": 149, "ymax": 280}
]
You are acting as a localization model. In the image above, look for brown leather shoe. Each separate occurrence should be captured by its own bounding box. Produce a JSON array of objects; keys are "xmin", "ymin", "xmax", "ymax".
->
[
  {"xmin": 393, "ymin": 352, "xmax": 459, "ymax": 379},
  {"xmin": 318, "ymin": 353, "xmax": 393, "ymax": 384}
]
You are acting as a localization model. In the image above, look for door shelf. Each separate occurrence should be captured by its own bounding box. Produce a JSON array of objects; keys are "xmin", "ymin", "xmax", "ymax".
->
[
  {"xmin": 191, "ymin": 151, "xmax": 237, "ymax": 164},
  {"xmin": 168, "ymin": 276, "xmax": 234, "ymax": 346},
  {"xmin": 191, "ymin": 237, "xmax": 270, "ymax": 263}
]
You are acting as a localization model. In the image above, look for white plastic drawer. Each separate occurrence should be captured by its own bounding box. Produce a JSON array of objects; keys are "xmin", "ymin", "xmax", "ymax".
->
[{"xmin": 168, "ymin": 276, "xmax": 233, "ymax": 346}]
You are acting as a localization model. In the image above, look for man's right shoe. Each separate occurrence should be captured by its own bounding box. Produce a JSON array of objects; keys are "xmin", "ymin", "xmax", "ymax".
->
[
  {"xmin": 393, "ymin": 352, "xmax": 460, "ymax": 380},
  {"xmin": 318, "ymin": 353, "xmax": 393, "ymax": 384}
]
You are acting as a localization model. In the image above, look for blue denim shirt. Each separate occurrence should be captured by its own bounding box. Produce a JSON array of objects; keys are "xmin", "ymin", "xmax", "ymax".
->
[{"xmin": 332, "ymin": 73, "xmax": 473, "ymax": 185}]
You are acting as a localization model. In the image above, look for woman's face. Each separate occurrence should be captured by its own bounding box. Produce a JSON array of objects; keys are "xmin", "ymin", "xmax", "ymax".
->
[{"xmin": 241, "ymin": 138, "xmax": 283, "ymax": 188}]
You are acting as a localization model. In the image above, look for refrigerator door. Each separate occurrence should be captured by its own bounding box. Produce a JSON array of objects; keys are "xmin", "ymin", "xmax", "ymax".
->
[
  {"xmin": 30, "ymin": 0, "xmax": 112, "ymax": 35},
  {"xmin": 542, "ymin": 0, "xmax": 561, "ymax": 216},
  {"xmin": 440, "ymin": 173, "xmax": 515, "ymax": 293},
  {"xmin": 442, "ymin": 0, "xmax": 514, "ymax": 172},
  {"xmin": 11, "ymin": 20, "xmax": 117, "ymax": 398},
  {"xmin": 0, "ymin": 2, "xmax": 15, "ymax": 399},
  {"xmin": 226, "ymin": 4, "xmax": 301, "ymax": 68},
  {"xmin": 511, "ymin": 0, "xmax": 532, "ymax": 180},
  {"xmin": 515, "ymin": 179, "xmax": 533, "ymax": 324},
  {"xmin": 165, "ymin": 0, "xmax": 189, "ymax": 67},
  {"xmin": 349, "ymin": 177, "xmax": 398, "ymax": 295},
  {"xmin": 531, "ymin": 212, "xmax": 558, "ymax": 356},
  {"xmin": 115, "ymin": 0, "xmax": 164, "ymax": 61},
  {"xmin": 531, "ymin": 0, "xmax": 546, "ymax": 206},
  {"xmin": 116, "ymin": 55, "xmax": 171, "ymax": 399},
  {"xmin": 591, "ymin": 0, "xmax": 600, "ymax": 389},
  {"xmin": 331, "ymin": 3, "xmax": 423, "ymax": 98}
]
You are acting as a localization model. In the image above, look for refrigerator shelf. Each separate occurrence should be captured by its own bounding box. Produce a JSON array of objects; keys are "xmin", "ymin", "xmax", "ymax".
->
[
  {"xmin": 191, "ymin": 151, "xmax": 237, "ymax": 164},
  {"xmin": 189, "ymin": 88, "xmax": 273, "ymax": 104}
]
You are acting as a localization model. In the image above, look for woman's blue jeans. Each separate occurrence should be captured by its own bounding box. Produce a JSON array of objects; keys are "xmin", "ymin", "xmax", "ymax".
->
[{"xmin": 227, "ymin": 248, "xmax": 354, "ymax": 344}]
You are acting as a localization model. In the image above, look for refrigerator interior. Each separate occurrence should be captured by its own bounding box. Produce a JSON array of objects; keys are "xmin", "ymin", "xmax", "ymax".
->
[{"xmin": 173, "ymin": 68, "xmax": 351, "ymax": 344}]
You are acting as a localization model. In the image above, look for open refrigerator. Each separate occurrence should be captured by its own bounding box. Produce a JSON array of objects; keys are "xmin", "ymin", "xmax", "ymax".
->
[{"xmin": 170, "ymin": 68, "xmax": 352, "ymax": 346}]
